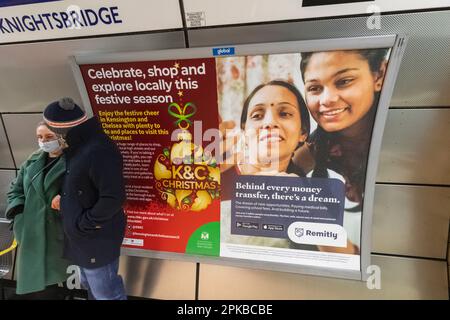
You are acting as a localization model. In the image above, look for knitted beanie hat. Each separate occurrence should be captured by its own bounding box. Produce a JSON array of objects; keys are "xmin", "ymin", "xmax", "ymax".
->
[{"xmin": 43, "ymin": 97, "xmax": 87, "ymax": 134}]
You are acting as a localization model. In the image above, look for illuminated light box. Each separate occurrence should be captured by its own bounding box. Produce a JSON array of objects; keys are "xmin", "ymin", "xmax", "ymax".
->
[{"xmin": 71, "ymin": 34, "xmax": 406, "ymax": 280}]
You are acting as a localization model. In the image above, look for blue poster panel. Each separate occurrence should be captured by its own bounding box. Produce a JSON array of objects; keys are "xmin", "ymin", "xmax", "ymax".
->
[{"xmin": 0, "ymin": 0, "xmax": 61, "ymax": 8}]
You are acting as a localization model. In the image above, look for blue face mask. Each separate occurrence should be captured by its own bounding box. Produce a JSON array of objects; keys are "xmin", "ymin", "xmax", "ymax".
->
[{"xmin": 38, "ymin": 139, "xmax": 61, "ymax": 153}]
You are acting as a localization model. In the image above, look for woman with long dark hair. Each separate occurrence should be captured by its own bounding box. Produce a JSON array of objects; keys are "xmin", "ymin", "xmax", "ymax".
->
[{"xmin": 298, "ymin": 49, "xmax": 389, "ymax": 253}]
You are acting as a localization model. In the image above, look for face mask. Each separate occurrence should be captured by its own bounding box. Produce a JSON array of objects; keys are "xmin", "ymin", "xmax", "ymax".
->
[{"xmin": 38, "ymin": 139, "xmax": 61, "ymax": 153}]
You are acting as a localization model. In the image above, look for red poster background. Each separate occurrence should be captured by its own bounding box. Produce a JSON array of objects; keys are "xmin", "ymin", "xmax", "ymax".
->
[{"xmin": 79, "ymin": 58, "xmax": 220, "ymax": 253}]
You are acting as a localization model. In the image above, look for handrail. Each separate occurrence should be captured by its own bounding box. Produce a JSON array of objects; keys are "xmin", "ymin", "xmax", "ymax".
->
[{"xmin": 0, "ymin": 239, "xmax": 17, "ymax": 257}]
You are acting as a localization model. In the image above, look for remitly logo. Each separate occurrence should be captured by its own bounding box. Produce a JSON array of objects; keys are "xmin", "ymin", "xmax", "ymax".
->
[{"xmin": 287, "ymin": 222, "xmax": 347, "ymax": 247}]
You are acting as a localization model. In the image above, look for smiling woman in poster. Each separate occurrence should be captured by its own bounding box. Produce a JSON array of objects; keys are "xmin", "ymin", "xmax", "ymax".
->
[
  {"xmin": 221, "ymin": 80, "xmax": 310, "ymax": 196},
  {"xmin": 294, "ymin": 48, "xmax": 389, "ymax": 254},
  {"xmin": 220, "ymin": 79, "xmax": 311, "ymax": 248}
]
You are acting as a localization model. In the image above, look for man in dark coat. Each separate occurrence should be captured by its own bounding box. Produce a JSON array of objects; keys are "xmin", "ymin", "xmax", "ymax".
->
[{"xmin": 43, "ymin": 97, "xmax": 127, "ymax": 300}]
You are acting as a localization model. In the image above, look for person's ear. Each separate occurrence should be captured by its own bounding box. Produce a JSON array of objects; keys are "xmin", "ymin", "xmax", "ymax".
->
[
  {"xmin": 58, "ymin": 136, "xmax": 68, "ymax": 148},
  {"xmin": 374, "ymin": 60, "xmax": 387, "ymax": 92},
  {"xmin": 297, "ymin": 132, "xmax": 308, "ymax": 148},
  {"xmin": 301, "ymin": 131, "xmax": 308, "ymax": 143}
]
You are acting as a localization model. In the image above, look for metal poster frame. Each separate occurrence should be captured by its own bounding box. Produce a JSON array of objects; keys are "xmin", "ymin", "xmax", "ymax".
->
[{"xmin": 70, "ymin": 34, "xmax": 407, "ymax": 280}]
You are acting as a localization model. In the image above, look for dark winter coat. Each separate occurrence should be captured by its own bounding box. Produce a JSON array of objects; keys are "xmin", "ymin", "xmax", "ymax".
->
[{"xmin": 61, "ymin": 117, "xmax": 126, "ymax": 268}]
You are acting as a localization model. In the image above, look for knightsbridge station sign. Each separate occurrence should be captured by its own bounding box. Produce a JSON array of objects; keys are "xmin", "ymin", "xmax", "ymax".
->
[{"xmin": 0, "ymin": 0, "xmax": 181, "ymax": 43}]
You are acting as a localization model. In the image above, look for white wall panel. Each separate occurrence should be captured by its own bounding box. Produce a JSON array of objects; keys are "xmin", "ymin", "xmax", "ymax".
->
[
  {"xmin": 377, "ymin": 109, "xmax": 450, "ymax": 185},
  {"xmin": 373, "ymin": 184, "xmax": 450, "ymax": 259},
  {"xmin": 2, "ymin": 114, "xmax": 43, "ymax": 166},
  {"xmin": 198, "ymin": 256, "xmax": 448, "ymax": 299},
  {"xmin": 119, "ymin": 256, "xmax": 197, "ymax": 299},
  {"xmin": 0, "ymin": 119, "xmax": 14, "ymax": 169},
  {"xmin": 188, "ymin": 11, "xmax": 450, "ymax": 107},
  {"xmin": 184, "ymin": 0, "xmax": 450, "ymax": 27},
  {"xmin": 0, "ymin": 32, "xmax": 185, "ymax": 113}
]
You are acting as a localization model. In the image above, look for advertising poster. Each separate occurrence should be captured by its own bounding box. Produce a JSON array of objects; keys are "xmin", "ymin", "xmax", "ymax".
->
[
  {"xmin": 75, "ymin": 42, "xmax": 394, "ymax": 272},
  {"xmin": 79, "ymin": 59, "xmax": 221, "ymax": 256},
  {"xmin": 217, "ymin": 48, "xmax": 391, "ymax": 270}
]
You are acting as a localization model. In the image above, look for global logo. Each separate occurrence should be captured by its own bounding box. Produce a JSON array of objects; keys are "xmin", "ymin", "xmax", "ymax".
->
[
  {"xmin": 295, "ymin": 228, "xmax": 304, "ymax": 238},
  {"xmin": 212, "ymin": 47, "xmax": 235, "ymax": 56}
]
